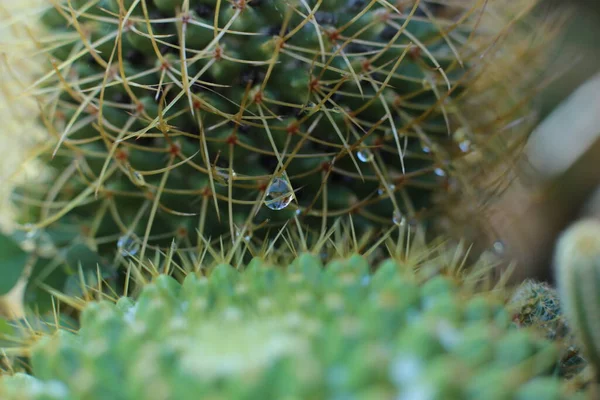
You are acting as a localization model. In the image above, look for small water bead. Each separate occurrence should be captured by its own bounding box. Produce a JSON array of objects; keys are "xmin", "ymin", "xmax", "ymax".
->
[
  {"xmin": 125, "ymin": 163, "xmax": 146, "ymax": 187},
  {"xmin": 131, "ymin": 171, "xmax": 146, "ymax": 187},
  {"xmin": 434, "ymin": 168, "xmax": 446, "ymax": 177},
  {"xmin": 234, "ymin": 227, "xmax": 253, "ymax": 242},
  {"xmin": 117, "ymin": 235, "xmax": 140, "ymax": 257},
  {"xmin": 357, "ymin": 148, "xmax": 373, "ymax": 163},
  {"xmin": 214, "ymin": 167, "xmax": 237, "ymax": 183},
  {"xmin": 493, "ymin": 240, "xmax": 505, "ymax": 255},
  {"xmin": 24, "ymin": 224, "xmax": 39, "ymax": 240},
  {"xmin": 458, "ymin": 140, "xmax": 471, "ymax": 153},
  {"xmin": 421, "ymin": 145, "xmax": 431, "ymax": 154},
  {"xmin": 377, "ymin": 184, "xmax": 395, "ymax": 196},
  {"xmin": 264, "ymin": 177, "xmax": 294, "ymax": 211},
  {"xmin": 392, "ymin": 210, "xmax": 405, "ymax": 226}
]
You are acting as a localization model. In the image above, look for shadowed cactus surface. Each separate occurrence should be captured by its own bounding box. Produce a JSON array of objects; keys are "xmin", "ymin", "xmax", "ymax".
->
[{"xmin": 0, "ymin": 246, "xmax": 584, "ymax": 399}]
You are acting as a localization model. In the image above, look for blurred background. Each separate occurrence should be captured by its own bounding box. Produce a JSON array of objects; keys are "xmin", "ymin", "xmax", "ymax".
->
[{"xmin": 487, "ymin": 0, "xmax": 600, "ymax": 282}]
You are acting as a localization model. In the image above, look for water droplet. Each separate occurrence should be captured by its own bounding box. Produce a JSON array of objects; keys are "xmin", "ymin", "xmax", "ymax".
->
[
  {"xmin": 422, "ymin": 145, "xmax": 431, "ymax": 154},
  {"xmin": 117, "ymin": 235, "xmax": 139, "ymax": 257},
  {"xmin": 234, "ymin": 227, "xmax": 252, "ymax": 241},
  {"xmin": 392, "ymin": 210, "xmax": 405, "ymax": 226},
  {"xmin": 459, "ymin": 140, "xmax": 471, "ymax": 153},
  {"xmin": 264, "ymin": 177, "xmax": 294, "ymax": 211},
  {"xmin": 214, "ymin": 167, "xmax": 237, "ymax": 183},
  {"xmin": 131, "ymin": 171, "xmax": 146, "ymax": 187},
  {"xmin": 493, "ymin": 240, "xmax": 505, "ymax": 255},
  {"xmin": 295, "ymin": 209, "xmax": 302, "ymax": 216},
  {"xmin": 126, "ymin": 163, "xmax": 146, "ymax": 187},
  {"xmin": 378, "ymin": 184, "xmax": 395, "ymax": 196},
  {"xmin": 357, "ymin": 148, "xmax": 373, "ymax": 163},
  {"xmin": 434, "ymin": 168, "xmax": 446, "ymax": 177},
  {"xmin": 24, "ymin": 224, "xmax": 39, "ymax": 240}
]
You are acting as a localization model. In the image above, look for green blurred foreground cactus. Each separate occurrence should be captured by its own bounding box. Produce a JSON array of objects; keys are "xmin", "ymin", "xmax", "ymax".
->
[
  {"xmin": 0, "ymin": 249, "xmax": 584, "ymax": 399},
  {"xmin": 8, "ymin": 0, "xmax": 544, "ymax": 305},
  {"xmin": 555, "ymin": 219, "xmax": 600, "ymax": 382}
]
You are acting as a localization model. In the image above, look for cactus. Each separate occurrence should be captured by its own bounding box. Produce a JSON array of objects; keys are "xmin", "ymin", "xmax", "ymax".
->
[
  {"xmin": 509, "ymin": 280, "xmax": 587, "ymax": 381},
  {"xmin": 7, "ymin": 0, "xmax": 546, "ymax": 307},
  {"xmin": 554, "ymin": 219, "xmax": 600, "ymax": 381},
  {"xmin": 0, "ymin": 241, "xmax": 582, "ymax": 400}
]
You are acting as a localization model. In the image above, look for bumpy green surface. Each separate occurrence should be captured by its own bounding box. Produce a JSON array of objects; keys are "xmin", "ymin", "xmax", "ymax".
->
[{"xmin": 0, "ymin": 255, "xmax": 577, "ymax": 399}]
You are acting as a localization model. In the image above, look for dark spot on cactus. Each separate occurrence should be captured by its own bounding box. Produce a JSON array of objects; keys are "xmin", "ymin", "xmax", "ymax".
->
[
  {"xmin": 193, "ymin": 4, "xmax": 213, "ymax": 19},
  {"xmin": 415, "ymin": 4, "xmax": 445, "ymax": 17},
  {"xmin": 191, "ymin": 82, "xmax": 213, "ymax": 95},
  {"xmin": 277, "ymin": 105, "xmax": 297, "ymax": 117},
  {"xmin": 125, "ymin": 50, "xmax": 146, "ymax": 67},
  {"xmin": 348, "ymin": 0, "xmax": 366, "ymax": 10},
  {"xmin": 348, "ymin": 43, "xmax": 371, "ymax": 55},
  {"xmin": 330, "ymin": 92, "xmax": 342, "ymax": 103},
  {"xmin": 85, "ymin": 54, "xmax": 98, "ymax": 67},
  {"xmin": 379, "ymin": 147, "xmax": 397, "ymax": 166},
  {"xmin": 262, "ymin": 24, "xmax": 289, "ymax": 37},
  {"xmin": 149, "ymin": 10, "xmax": 172, "ymax": 33},
  {"xmin": 315, "ymin": 12, "xmax": 338, "ymax": 26},
  {"xmin": 159, "ymin": 45, "xmax": 178, "ymax": 56},
  {"xmin": 112, "ymin": 93, "xmax": 131, "ymax": 104},
  {"xmin": 135, "ymin": 136, "xmax": 156, "ymax": 147},
  {"xmin": 379, "ymin": 26, "xmax": 397, "ymax": 41},
  {"xmin": 240, "ymin": 68, "xmax": 266, "ymax": 86},
  {"xmin": 312, "ymin": 141, "xmax": 335, "ymax": 153},
  {"xmin": 259, "ymin": 155, "xmax": 279, "ymax": 171},
  {"xmin": 330, "ymin": 171, "xmax": 353, "ymax": 184},
  {"xmin": 294, "ymin": 107, "xmax": 309, "ymax": 118},
  {"xmin": 237, "ymin": 124, "xmax": 250, "ymax": 134}
]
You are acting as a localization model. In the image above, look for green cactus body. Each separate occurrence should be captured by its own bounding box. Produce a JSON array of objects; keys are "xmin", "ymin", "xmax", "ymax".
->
[
  {"xmin": 555, "ymin": 219, "xmax": 600, "ymax": 380},
  {"xmin": 10, "ymin": 0, "xmax": 539, "ymax": 304},
  {"xmin": 0, "ymin": 255, "xmax": 576, "ymax": 400}
]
